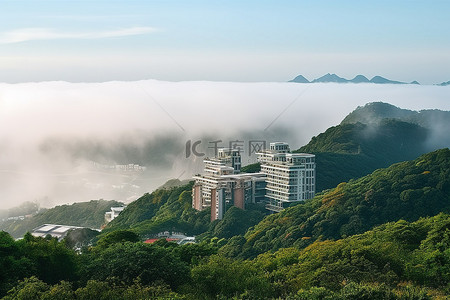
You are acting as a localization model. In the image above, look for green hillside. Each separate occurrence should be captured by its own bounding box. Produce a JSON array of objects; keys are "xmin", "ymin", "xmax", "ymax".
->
[
  {"xmin": 0, "ymin": 202, "xmax": 39, "ymax": 220},
  {"xmin": 0, "ymin": 200, "xmax": 122, "ymax": 239},
  {"xmin": 240, "ymin": 163, "xmax": 261, "ymax": 173},
  {"xmin": 3, "ymin": 101, "xmax": 450, "ymax": 298},
  {"xmin": 299, "ymin": 119, "xmax": 428, "ymax": 156},
  {"xmin": 102, "ymin": 182, "xmax": 267, "ymax": 239},
  {"xmin": 341, "ymin": 102, "xmax": 417, "ymax": 124},
  {"xmin": 2, "ymin": 149, "xmax": 450, "ymax": 298},
  {"xmin": 2, "ymin": 213, "xmax": 447, "ymax": 299},
  {"xmin": 247, "ymin": 213, "xmax": 450, "ymax": 298},
  {"xmin": 295, "ymin": 119, "xmax": 431, "ymax": 192},
  {"xmin": 293, "ymin": 102, "xmax": 450, "ymax": 192},
  {"xmin": 242, "ymin": 119, "xmax": 433, "ymax": 193},
  {"xmin": 102, "ymin": 182, "xmax": 211, "ymax": 237},
  {"xmin": 341, "ymin": 101, "xmax": 450, "ymax": 129},
  {"xmin": 223, "ymin": 148, "xmax": 450, "ymax": 258}
]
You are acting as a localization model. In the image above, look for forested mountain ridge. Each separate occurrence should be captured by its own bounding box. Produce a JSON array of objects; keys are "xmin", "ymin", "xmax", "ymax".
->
[
  {"xmin": 341, "ymin": 102, "xmax": 450, "ymax": 129},
  {"xmin": 241, "ymin": 103, "xmax": 444, "ymax": 192},
  {"xmin": 247, "ymin": 213, "xmax": 450, "ymax": 298},
  {"xmin": 0, "ymin": 202, "xmax": 39, "ymax": 220},
  {"xmin": 293, "ymin": 102, "xmax": 450, "ymax": 192},
  {"xmin": 298, "ymin": 119, "xmax": 428, "ymax": 157},
  {"xmin": 222, "ymin": 148, "xmax": 450, "ymax": 259},
  {"xmin": 295, "ymin": 119, "xmax": 430, "ymax": 191},
  {"xmin": 0, "ymin": 200, "xmax": 122, "ymax": 239},
  {"xmin": 1, "ymin": 213, "xmax": 448, "ymax": 299}
]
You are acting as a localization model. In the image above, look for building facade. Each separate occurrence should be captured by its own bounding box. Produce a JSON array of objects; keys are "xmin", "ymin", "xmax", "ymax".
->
[
  {"xmin": 104, "ymin": 206, "xmax": 126, "ymax": 223},
  {"xmin": 192, "ymin": 142, "xmax": 315, "ymax": 219},
  {"xmin": 258, "ymin": 142, "xmax": 316, "ymax": 212},
  {"xmin": 192, "ymin": 148, "xmax": 265, "ymax": 220}
]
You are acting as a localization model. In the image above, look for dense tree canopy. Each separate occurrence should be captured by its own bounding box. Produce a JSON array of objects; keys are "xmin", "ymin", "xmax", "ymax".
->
[
  {"xmin": 230, "ymin": 148, "xmax": 450, "ymax": 258},
  {"xmin": 295, "ymin": 119, "xmax": 431, "ymax": 192},
  {"xmin": 102, "ymin": 182, "xmax": 211, "ymax": 237},
  {"xmin": 2, "ymin": 213, "xmax": 448, "ymax": 299},
  {"xmin": 0, "ymin": 232, "xmax": 78, "ymax": 296}
]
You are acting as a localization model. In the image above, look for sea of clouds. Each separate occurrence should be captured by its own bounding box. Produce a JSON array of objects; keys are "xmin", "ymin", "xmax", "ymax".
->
[{"xmin": 0, "ymin": 80, "xmax": 448, "ymax": 209}]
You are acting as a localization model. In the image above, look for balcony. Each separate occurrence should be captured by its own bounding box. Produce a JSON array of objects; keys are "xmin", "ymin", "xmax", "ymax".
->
[{"xmin": 265, "ymin": 203, "xmax": 284, "ymax": 213}]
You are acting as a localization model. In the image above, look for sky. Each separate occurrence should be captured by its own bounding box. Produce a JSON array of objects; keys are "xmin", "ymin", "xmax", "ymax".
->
[{"xmin": 0, "ymin": 0, "xmax": 449, "ymax": 84}]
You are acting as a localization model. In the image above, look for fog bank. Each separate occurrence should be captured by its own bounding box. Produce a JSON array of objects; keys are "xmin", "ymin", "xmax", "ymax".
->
[{"xmin": 0, "ymin": 80, "xmax": 448, "ymax": 209}]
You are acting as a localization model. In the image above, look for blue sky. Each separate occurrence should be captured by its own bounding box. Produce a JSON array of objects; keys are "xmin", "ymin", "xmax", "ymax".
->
[{"xmin": 0, "ymin": 0, "xmax": 449, "ymax": 83}]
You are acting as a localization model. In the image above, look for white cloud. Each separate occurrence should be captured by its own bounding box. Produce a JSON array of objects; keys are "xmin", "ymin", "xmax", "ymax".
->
[
  {"xmin": 0, "ymin": 80, "xmax": 449, "ymax": 209},
  {"xmin": 0, "ymin": 27, "xmax": 157, "ymax": 44}
]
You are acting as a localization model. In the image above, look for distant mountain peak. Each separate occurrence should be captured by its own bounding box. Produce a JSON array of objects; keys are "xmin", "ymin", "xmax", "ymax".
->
[
  {"xmin": 312, "ymin": 73, "xmax": 348, "ymax": 83},
  {"xmin": 437, "ymin": 80, "xmax": 450, "ymax": 86},
  {"xmin": 288, "ymin": 73, "xmax": 421, "ymax": 85},
  {"xmin": 370, "ymin": 76, "xmax": 405, "ymax": 84},
  {"xmin": 350, "ymin": 75, "xmax": 370, "ymax": 83},
  {"xmin": 289, "ymin": 74, "xmax": 310, "ymax": 83}
]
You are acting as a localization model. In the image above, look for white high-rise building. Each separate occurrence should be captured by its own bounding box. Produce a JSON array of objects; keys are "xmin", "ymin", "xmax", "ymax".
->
[
  {"xmin": 258, "ymin": 142, "xmax": 315, "ymax": 212},
  {"xmin": 192, "ymin": 148, "xmax": 265, "ymax": 220},
  {"xmin": 192, "ymin": 142, "xmax": 316, "ymax": 220}
]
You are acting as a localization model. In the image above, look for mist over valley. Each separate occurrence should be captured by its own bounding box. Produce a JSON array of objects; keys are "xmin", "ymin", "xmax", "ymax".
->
[{"xmin": 1, "ymin": 80, "xmax": 449, "ymax": 209}]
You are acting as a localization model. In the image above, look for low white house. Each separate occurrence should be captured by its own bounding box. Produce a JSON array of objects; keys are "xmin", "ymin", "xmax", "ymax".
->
[
  {"xmin": 104, "ymin": 206, "xmax": 126, "ymax": 223},
  {"xmin": 31, "ymin": 224, "xmax": 84, "ymax": 241}
]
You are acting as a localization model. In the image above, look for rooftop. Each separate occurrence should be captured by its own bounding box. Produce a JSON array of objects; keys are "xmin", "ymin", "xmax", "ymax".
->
[{"xmin": 31, "ymin": 224, "xmax": 87, "ymax": 240}]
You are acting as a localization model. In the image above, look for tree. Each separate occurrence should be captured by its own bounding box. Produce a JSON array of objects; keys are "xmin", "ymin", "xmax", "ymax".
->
[
  {"xmin": 95, "ymin": 229, "xmax": 139, "ymax": 248},
  {"xmin": 16, "ymin": 234, "xmax": 78, "ymax": 284},
  {"xmin": 2, "ymin": 277, "xmax": 49, "ymax": 300},
  {"xmin": 80, "ymin": 242, "xmax": 189, "ymax": 289},
  {"xmin": 190, "ymin": 255, "xmax": 273, "ymax": 299}
]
